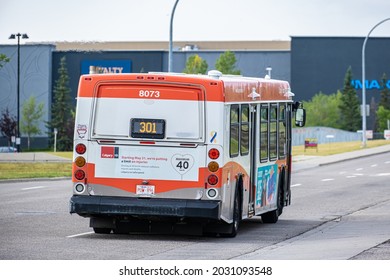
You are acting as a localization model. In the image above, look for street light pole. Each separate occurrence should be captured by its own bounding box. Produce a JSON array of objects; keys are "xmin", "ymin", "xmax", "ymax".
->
[
  {"xmin": 361, "ymin": 18, "xmax": 390, "ymax": 148},
  {"xmin": 9, "ymin": 33, "xmax": 29, "ymax": 152},
  {"xmin": 168, "ymin": 0, "xmax": 180, "ymax": 72}
]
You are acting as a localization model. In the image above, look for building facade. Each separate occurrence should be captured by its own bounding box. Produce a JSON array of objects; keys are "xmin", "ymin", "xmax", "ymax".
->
[{"xmin": 1, "ymin": 38, "xmax": 389, "ymax": 149}]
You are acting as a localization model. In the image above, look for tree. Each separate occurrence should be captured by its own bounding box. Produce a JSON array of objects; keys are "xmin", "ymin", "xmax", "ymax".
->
[
  {"xmin": 338, "ymin": 67, "xmax": 361, "ymax": 132},
  {"xmin": 21, "ymin": 96, "xmax": 44, "ymax": 150},
  {"xmin": 0, "ymin": 54, "xmax": 10, "ymax": 69},
  {"xmin": 379, "ymin": 73, "xmax": 390, "ymax": 110},
  {"xmin": 376, "ymin": 106, "xmax": 390, "ymax": 132},
  {"xmin": 183, "ymin": 54, "xmax": 208, "ymax": 74},
  {"xmin": 0, "ymin": 108, "xmax": 17, "ymax": 146},
  {"xmin": 215, "ymin": 51, "xmax": 241, "ymax": 75},
  {"xmin": 302, "ymin": 91, "xmax": 343, "ymax": 128},
  {"xmin": 47, "ymin": 56, "xmax": 73, "ymax": 151}
]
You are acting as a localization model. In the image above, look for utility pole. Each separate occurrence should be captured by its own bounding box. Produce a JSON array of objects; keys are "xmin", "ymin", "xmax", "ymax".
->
[
  {"xmin": 168, "ymin": 0, "xmax": 180, "ymax": 72},
  {"xmin": 361, "ymin": 18, "xmax": 390, "ymax": 147}
]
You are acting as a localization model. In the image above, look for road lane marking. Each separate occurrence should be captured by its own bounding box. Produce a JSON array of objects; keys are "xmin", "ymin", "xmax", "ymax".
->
[
  {"xmin": 21, "ymin": 186, "xmax": 47, "ymax": 191},
  {"xmin": 352, "ymin": 173, "xmax": 364, "ymax": 176},
  {"xmin": 321, "ymin": 178, "xmax": 335, "ymax": 182},
  {"xmin": 66, "ymin": 231, "xmax": 95, "ymax": 238},
  {"xmin": 356, "ymin": 168, "xmax": 363, "ymax": 171},
  {"xmin": 385, "ymin": 161, "xmax": 390, "ymax": 164},
  {"xmin": 346, "ymin": 176, "xmax": 356, "ymax": 178},
  {"xmin": 291, "ymin": 183, "xmax": 302, "ymax": 187},
  {"xmin": 371, "ymin": 173, "xmax": 390, "ymax": 177},
  {"xmin": 371, "ymin": 164, "xmax": 378, "ymax": 167}
]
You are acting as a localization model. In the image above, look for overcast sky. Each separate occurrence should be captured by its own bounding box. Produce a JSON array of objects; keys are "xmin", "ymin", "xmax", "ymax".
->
[{"xmin": 1, "ymin": 0, "xmax": 390, "ymax": 44}]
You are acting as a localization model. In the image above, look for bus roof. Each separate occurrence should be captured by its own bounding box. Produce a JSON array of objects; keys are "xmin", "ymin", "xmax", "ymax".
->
[{"xmin": 78, "ymin": 72, "xmax": 293, "ymax": 103}]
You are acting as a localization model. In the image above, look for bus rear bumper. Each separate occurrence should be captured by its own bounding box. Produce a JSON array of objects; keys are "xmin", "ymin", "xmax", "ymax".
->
[{"xmin": 69, "ymin": 195, "xmax": 221, "ymax": 220}]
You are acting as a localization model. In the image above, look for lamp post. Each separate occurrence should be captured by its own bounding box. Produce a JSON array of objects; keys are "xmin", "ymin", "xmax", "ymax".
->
[
  {"xmin": 9, "ymin": 33, "xmax": 29, "ymax": 153},
  {"xmin": 168, "ymin": 0, "xmax": 180, "ymax": 72},
  {"xmin": 361, "ymin": 18, "xmax": 390, "ymax": 148}
]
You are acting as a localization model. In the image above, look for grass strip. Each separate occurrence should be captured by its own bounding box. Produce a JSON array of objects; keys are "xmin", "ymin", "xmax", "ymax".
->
[
  {"xmin": 292, "ymin": 139, "xmax": 390, "ymax": 156},
  {"xmin": 0, "ymin": 162, "xmax": 71, "ymax": 180}
]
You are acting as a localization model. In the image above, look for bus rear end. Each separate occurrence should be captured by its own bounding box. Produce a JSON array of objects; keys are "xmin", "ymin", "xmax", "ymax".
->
[{"xmin": 69, "ymin": 74, "xmax": 224, "ymax": 234}]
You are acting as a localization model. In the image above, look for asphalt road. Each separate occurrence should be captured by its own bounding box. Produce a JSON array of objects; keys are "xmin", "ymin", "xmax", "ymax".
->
[{"xmin": 0, "ymin": 152, "xmax": 389, "ymax": 260}]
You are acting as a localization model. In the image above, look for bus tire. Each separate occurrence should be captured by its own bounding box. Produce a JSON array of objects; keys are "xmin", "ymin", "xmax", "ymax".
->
[
  {"xmin": 277, "ymin": 170, "xmax": 285, "ymax": 216},
  {"xmin": 93, "ymin": 227, "xmax": 112, "ymax": 234},
  {"xmin": 221, "ymin": 184, "xmax": 241, "ymax": 237}
]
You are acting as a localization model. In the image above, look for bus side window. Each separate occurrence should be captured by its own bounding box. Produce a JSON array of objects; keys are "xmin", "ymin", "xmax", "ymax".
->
[
  {"xmin": 240, "ymin": 104, "xmax": 249, "ymax": 156},
  {"xmin": 230, "ymin": 105, "xmax": 239, "ymax": 157},
  {"xmin": 260, "ymin": 104, "xmax": 269, "ymax": 162},
  {"xmin": 269, "ymin": 104, "xmax": 278, "ymax": 160},
  {"xmin": 279, "ymin": 104, "xmax": 286, "ymax": 159}
]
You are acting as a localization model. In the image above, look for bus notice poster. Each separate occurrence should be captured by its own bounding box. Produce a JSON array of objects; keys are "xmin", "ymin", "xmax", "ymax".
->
[{"xmin": 96, "ymin": 146, "xmax": 199, "ymax": 181}]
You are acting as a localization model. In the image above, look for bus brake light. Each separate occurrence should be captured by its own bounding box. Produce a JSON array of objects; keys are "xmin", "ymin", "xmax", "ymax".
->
[
  {"xmin": 207, "ymin": 174, "xmax": 218, "ymax": 186},
  {"xmin": 74, "ymin": 170, "xmax": 85, "ymax": 180},
  {"xmin": 208, "ymin": 148, "xmax": 220, "ymax": 159},
  {"xmin": 75, "ymin": 143, "xmax": 86, "ymax": 155}
]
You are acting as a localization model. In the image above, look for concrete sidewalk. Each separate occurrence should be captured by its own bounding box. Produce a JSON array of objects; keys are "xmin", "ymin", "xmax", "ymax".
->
[{"xmin": 0, "ymin": 152, "xmax": 71, "ymax": 162}]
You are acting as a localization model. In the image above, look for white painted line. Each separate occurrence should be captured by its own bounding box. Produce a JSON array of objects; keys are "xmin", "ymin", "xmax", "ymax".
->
[
  {"xmin": 356, "ymin": 168, "xmax": 363, "ymax": 171},
  {"xmin": 66, "ymin": 231, "xmax": 95, "ymax": 238},
  {"xmin": 352, "ymin": 173, "xmax": 364, "ymax": 176},
  {"xmin": 339, "ymin": 171, "xmax": 347, "ymax": 175},
  {"xmin": 346, "ymin": 176, "xmax": 356, "ymax": 178},
  {"xmin": 372, "ymin": 173, "xmax": 390, "ymax": 177},
  {"xmin": 321, "ymin": 178, "xmax": 335, "ymax": 182},
  {"xmin": 21, "ymin": 186, "xmax": 47, "ymax": 191},
  {"xmin": 291, "ymin": 183, "xmax": 302, "ymax": 187},
  {"xmin": 385, "ymin": 161, "xmax": 390, "ymax": 164},
  {"xmin": 371, "ymin": 164, "xmax": 378, "ymax": 167}
]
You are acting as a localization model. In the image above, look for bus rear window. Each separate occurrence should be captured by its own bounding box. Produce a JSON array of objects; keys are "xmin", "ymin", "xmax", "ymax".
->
[{"xmin": 92, "ymin": 85, "xmax": 204, "ymax": 141}]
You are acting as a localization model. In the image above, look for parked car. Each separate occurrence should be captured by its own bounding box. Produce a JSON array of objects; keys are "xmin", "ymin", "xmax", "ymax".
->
[{"xmin": 0, "ymin": 146, "xmax": 17, "ymax": 153}]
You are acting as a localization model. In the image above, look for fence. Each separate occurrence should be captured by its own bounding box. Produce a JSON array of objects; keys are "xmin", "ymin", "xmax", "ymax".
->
[{"xmin": 292, "ymin": 127, "xmax": 362, "ymax": 146}]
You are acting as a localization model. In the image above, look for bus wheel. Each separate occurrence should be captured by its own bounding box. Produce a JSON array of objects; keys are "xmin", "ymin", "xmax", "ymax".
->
[
  {"xmin": 261, "ymin": 208, "xmax": 278, "ymax": 224},
  {"xmin": 93, "ymin": 227, "xmax": 112, "ymax": 234},
  {"xmin": 221, "ymin": 188, "xmax": 241, "ymax": 237}
]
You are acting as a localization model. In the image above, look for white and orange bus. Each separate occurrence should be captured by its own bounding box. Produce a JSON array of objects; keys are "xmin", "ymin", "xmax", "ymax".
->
[{"xmin": 70, "ymin": 70, "xmax": 305, "ymax": 237}]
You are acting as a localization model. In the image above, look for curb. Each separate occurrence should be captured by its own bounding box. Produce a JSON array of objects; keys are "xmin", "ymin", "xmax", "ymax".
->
[{"xmin": 0, "ymin": 177, "xmax": 71, "ymax": 184}]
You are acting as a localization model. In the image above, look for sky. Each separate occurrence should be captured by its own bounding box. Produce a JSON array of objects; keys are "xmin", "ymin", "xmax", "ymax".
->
[{"xmin": 1, "ymin": 0, "xmax": 390, "ymax": 44}]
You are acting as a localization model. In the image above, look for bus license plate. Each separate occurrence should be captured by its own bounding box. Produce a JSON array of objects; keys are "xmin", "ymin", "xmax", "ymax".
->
[{"xmin": 136, "ymin": 185, "xmax": 155, "ymax": 195}]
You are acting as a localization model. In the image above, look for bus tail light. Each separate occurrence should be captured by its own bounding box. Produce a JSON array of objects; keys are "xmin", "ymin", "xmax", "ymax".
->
[
  {"xmin": 207, "ymin": 174, "xmax": 218, "ymax": 185},
  {"xmin": 74, "ymin": 170, "xmax": 85, "ymax": 181},
  {"xmin": 208, "ymin": 148, "xmax": 220, "ymax": 160},
  {"xmin": 75, "ymin": 143, "xmax": 86, "ymax": 154},
  {"xmin": 74, "ymin": 143, "xmax": 87, "ymax": 181}
]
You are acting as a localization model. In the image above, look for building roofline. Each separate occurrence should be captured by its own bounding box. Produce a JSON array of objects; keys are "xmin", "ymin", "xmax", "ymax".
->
[{"xmin": 50, "ymin": 40, "xmax": 291, "ymax": 51}]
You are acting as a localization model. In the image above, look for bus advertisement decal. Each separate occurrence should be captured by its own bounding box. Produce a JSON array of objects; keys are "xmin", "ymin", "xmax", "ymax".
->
[
  {"xmin": 255, "ymin": 164, "xmax": 278, "ymax": 210},
  {"xmin": 95, "ymin": 146, "xmax": 199, "ymax": 181}
]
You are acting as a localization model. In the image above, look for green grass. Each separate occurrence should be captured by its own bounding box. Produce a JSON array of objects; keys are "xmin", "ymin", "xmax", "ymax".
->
[
  {"xmin": 0, "ymin": 162, "xmax": 72, "ymax": 180},
  {"xmin": 292, "ymin": 139, "xmax": 390, "ymax": 156}
]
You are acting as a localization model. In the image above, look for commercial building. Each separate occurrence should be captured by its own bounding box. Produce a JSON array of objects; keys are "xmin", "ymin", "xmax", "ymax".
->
[{"xmin": 1, "ymin": 37, "xmax": 389, "ymax": 149}]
